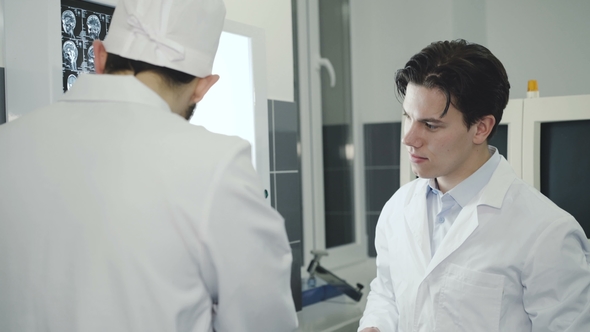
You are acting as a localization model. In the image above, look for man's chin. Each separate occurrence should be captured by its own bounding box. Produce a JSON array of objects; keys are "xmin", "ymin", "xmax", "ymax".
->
[{"xmin": 411, "ymin": 167, "xmax": 430, "ymax": 179}]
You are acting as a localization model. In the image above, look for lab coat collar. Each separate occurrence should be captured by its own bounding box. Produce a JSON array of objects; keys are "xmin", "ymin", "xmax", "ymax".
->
[
  {"xmin": 447, "ymin": 146, "xmax": 502, "ymax": 208},
  {"xmin": 59, "ymin": 73, "xmax": 171, "ymax": 112},
  {"xmin": 475, "ymin": 156, "xmax": 515, "ymax": 209},
  {"xmin": 404, "ymin": 153, "xmax": 517, "ymax": 278},
  {"xmin": 425, "ymin": 146, "xmax": 501, "ymax": 208}
]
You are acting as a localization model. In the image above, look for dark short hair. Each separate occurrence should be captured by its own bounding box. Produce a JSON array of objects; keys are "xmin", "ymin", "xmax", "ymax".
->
[
  {"xmin": 395, "ymin": 39, "xmax": 510, "ymax": 138},
  {"xmin": 103, "ymin": 53, "xmax": 196, "ymax": 87}
]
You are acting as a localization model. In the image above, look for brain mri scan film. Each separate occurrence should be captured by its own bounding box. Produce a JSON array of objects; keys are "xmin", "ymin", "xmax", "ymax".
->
[
  {"xmin": 67, "ymin": 74, "xmax": 78, "ymax": 90},
  {"xmin": 62, "ymin": 10, "xmax": 76, "ymax": 37},
  {"xmin": 86, "ymin": 15, "xmax": 101, "ymax": 40},
  {"xmin": 63, "ymin": 40, "xmax": 79, "ymax": 71},
  {"xmin": 61, "ymin": 0, "xmax": 113, "ymax": 92},
  {"xmin": 87, "ymin": 45, "xmax": 95, "ymax": 71}
]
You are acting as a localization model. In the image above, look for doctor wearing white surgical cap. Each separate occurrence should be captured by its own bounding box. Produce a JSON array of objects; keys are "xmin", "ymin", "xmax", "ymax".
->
[{"xmin": 0, "ymin": 0, "xmax": 298, "ymax": 331}]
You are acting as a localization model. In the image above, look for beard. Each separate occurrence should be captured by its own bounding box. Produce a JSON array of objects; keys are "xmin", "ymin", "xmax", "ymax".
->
[{"xmin": 184, "ymin": 103, "xmax": 197, "ymax": 121}]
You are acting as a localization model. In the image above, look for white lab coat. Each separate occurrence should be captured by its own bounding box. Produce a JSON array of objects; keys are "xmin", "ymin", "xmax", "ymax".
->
[
  {"xmin": 359, "ymin": 157, "xmax": 590, "ymax": 332},
  {"xmin": 0, "ymin": 74, "xmax": 298, "ymax": 332}
]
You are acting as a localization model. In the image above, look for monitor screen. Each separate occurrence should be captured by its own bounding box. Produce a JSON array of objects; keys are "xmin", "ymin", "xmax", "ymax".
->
[
  {"xmin": 540, "ymin": 119, "xmax": 590, "ymax": 238},
  {"xmin": 489, "ymin": 124, "xmax": 508, "ymax": 160}
]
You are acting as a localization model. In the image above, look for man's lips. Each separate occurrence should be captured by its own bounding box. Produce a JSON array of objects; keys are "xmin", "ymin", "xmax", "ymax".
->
[{"xmin": 409, "ymin": 153, "xmax": 428, "ymax": 163}]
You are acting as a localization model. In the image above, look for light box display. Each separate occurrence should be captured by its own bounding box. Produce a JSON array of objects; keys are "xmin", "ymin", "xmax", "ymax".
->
[{"xmin": 61, "ymin": 0, "xmax": 114, "ymax": 92}]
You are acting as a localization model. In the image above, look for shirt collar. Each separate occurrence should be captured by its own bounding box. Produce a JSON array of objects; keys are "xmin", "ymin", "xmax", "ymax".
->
[
  {"xmin": 427, "ymin": 146, "xmax": 501, "ymax": 207},
  {"xmin": 59, "ymin": 73, "xmax": 171, "ymax": 112},
  {"xmin": 427, "ymin": 179, "xmax": 441, "ymax": 195}
]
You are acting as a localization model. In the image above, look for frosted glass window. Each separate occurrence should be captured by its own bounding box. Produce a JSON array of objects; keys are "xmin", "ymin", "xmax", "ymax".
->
[{"xmin": 189, "ymin": 32, "xmax": 256, "ymax": 169}]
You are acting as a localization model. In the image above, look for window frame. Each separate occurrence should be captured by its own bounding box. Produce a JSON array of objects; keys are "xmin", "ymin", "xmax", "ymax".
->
[{"xmin": 296, "ymin": 0, "xmax": 367, "ymax": 271}]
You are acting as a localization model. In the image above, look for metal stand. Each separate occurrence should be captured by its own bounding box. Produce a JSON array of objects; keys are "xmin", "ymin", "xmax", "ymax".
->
[{"xmin": 306, "ymin": 250, "xmax": 364, "ymax": 302}]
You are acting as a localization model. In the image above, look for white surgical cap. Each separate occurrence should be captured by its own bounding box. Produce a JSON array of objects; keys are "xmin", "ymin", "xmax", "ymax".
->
[{"xmin": 103, "ymin": 0, "xmax": 226, "ymax": 78}]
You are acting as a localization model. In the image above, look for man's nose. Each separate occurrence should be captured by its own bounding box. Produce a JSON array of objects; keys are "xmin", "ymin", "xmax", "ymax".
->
[{"xmin": 402, "ymin": 122, "xmax": 421, "ymax": 148}]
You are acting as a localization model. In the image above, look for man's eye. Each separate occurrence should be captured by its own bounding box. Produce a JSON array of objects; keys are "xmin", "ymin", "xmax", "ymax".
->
[{"xmin": 425, "ymin": 123, "xmax": 437, "ymax": 130}]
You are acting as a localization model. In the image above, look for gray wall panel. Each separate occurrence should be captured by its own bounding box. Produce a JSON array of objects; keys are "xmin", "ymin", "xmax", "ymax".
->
[
  {"xmin": 0, "ymin": 68, "xmax": 5, "ymax": 125},
  {"xmin": 268, "ymin": 98, "xmax": 303, "ymax": 310}
]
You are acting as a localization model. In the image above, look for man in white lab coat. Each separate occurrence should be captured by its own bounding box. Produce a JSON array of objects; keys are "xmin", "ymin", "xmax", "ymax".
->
[
  {"xmin": 0, "ymin": 0, "xmax": 298, "ymax": 331},
  {"xmin": 359, "ymin": 40, "xmax": 590, "ymax": 332}
]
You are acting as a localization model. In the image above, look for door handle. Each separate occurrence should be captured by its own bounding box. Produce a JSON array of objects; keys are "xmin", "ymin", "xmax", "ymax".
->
[{"xmin": 317, "ymin": 57, "xmax": 336, "ymax": 88}]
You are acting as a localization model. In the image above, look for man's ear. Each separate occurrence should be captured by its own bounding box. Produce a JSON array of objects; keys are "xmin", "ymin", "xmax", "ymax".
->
[
  {"xmin": 191, "ymin": 75, "xmax": 220, "ymax": 104},
  {"xmin": 93, "ymin": 40, "xmax": 108, "ymax": 74},
  {"xmin": 473, "ymin": 115, "xmax": 496, "ymax": 145}
]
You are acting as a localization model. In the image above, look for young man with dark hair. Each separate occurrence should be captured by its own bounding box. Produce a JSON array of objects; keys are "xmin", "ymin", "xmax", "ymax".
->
[
  {"xmin": 0, "ymin": 1, "xmax": 298, "ymax": 331},
  {"xmin": 359, "ymin": 40, "xmax": 590, "ymax": 332}
]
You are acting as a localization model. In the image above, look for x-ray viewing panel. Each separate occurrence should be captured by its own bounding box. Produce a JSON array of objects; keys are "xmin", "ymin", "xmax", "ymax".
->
[{"xmin": 61, "ymin": 0, "xmax": 114, "ymax": 93}]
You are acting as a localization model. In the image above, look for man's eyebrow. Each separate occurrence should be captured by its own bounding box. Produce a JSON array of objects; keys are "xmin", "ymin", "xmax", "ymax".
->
[
  {"xmin": 418, "ymin": 118, "xmax": 444, "ymax": 124},
  {"xmin": 402, "ymin": 108, "xmax": 445, "ymax": 123}
]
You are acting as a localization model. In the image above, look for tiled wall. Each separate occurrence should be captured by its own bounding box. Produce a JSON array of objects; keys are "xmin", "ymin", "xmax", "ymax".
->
[
  {"xmin": 363, "ymin": 122, "xmax": 401, "ymax": 257},
  {"xmin": 0, "ymin": 68, "xmax": 5, "ymax": 125},
  {"xmin": 268, "ymin": 99, "xmax": 303, "ymax": 311}
]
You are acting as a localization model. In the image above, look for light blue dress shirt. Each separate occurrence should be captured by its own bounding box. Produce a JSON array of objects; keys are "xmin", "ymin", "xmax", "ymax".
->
[{"xmin": 426, "ymin": 146, "xmax": 501, "ymax": 257}]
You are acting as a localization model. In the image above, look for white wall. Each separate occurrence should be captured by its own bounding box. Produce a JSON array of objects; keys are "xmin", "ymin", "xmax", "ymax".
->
[
  {"xmin": 352, "ymin": 0, "xmax": 590, "ymax": 124},
  {"xmin": 451, "ymin": 0, "xmax": 486, "ymax": 46},
  {"xmin": 350, "ymin": 0, "xmax": 454, "ymax": 124},
  {"xmin": 4, "ymin": 0, "xmax": 62, "ymax": 120},
  {"xmin": 486, "ymin": 0, "xmax": 590, "ymax": 99},
  {"xmin": 224, "ymin": 0, "xmax": 293, "ymax": 102},
  {"xmin": 0, "ymin": 0, "xmax": 4, "ymax": 67}
]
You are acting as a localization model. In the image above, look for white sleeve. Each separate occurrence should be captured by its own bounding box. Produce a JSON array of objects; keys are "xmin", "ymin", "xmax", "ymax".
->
[
  {"xmin": 204, "ymin": 143, "xmax": 298, "ymax": 332},
  {"xmin": 358, "ymin": 206, "xmax": 399, "ymax": 332},
  {"xmin": 523, "ymin": 216, "xmax": 590, "ymax": 332}
]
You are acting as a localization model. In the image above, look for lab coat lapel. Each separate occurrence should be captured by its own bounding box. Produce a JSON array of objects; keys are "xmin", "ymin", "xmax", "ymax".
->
[
  {"xmin": 403, "ymin": 182, "xmax": 431, "ymax": 271},
  {"xmin": 425, "ymin": 204, "xmax": 479, "ymax": 277},
  {"xmin": 423, "ymin": 157, "xmax": 515, "ymax": 277}
]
